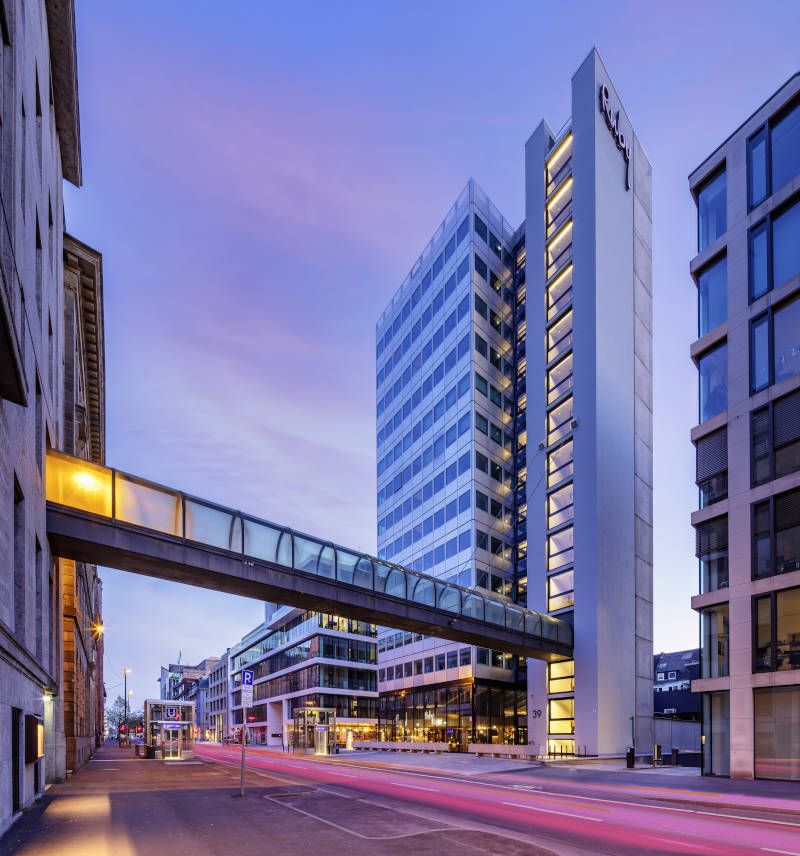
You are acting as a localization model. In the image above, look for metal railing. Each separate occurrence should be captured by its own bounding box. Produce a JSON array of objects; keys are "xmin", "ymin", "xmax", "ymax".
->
[{"xmin": 45, "ymin": 450, "xmax": 572, "ymax": 649}]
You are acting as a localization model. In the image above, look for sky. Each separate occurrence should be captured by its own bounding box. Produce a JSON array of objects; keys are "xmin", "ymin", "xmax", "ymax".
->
[{"xmin": 63, "ymin": 0, "xmax": 800, "ymax": 707}]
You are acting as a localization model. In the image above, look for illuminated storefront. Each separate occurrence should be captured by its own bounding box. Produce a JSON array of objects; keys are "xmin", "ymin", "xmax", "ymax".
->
[{"xmin": 377, "ymin": 680, "xmax": 527, "ymax": 750}]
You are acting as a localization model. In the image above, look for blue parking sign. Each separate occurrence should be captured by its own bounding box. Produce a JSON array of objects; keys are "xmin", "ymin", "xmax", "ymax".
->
[{"xmin": 242, "ymin": 670, "xmax": 254, "ymax": 686}]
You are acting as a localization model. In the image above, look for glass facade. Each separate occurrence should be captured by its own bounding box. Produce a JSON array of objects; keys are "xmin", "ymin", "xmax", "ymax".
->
[
  {"xmin": 702, "ymin": 691, "xmax": 730, "ymax": 776},
  {"xmin": 697, "ymin": 170, "xmax": 726, "ymax": 251},
  {"xmin": 701, "ymin": 604, "xmax": 729, "ymax": 678},
  {"xmin": 374, "ymin": 179, "xmax": 529, "ymax": 744},
  {"xmin": 699, "ymin": 343, "xmax": 728, "ymax": 422},
  {"xmin": 754, "ymin": 686, "xmax": 800, "ymax": 781},
  {"xmin": 377, "ymin": 680, "xmax": 527, "ymax": 747},
  {"xmin": 698, "ymin": 257, "xmax": 727, "ymax": 337}
]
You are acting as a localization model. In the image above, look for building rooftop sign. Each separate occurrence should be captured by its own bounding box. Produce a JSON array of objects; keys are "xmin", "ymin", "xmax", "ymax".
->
[{"xmin": 600, "ymin": 84, "xmax": 631, "ymax": 190}]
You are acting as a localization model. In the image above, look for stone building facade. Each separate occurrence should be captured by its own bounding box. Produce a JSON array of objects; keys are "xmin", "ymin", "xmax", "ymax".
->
[
  {"xmin": 60, "ymin": 235, "xmax": 104, "ymax": 771},
  {"xmin": 0, "ymin": 0, "xmax": 102, "ymax": 835}
]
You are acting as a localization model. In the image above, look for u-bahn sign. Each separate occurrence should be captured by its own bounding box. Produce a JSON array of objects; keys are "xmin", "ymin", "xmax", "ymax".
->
[{"xmin": 599, "ymin": 83, "xmax": 631, "ymax": 191}]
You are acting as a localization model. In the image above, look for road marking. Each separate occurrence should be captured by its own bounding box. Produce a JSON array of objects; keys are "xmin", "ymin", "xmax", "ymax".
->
[
  {"xmin": 199, "ymin": 749, "xmax": 800, "ymax": 833},
  {"xmin": 649, "ymin": 839, "xmax": 714, "ymax": 851},
  {"xmin": 393, "ymin": 783, "xmax": 439, "ymax": 791},
  {"xmin": 762, "ymin": 849, "xmax": 800, "ymax": 856},
  {"xmin": 502, "ymin": 801, "xmax": 602, "ymax": 823}
]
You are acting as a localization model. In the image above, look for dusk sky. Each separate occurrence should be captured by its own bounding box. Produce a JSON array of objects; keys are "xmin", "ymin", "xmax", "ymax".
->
[{"xmin": 63, "ymin": 1, "xmax": 800, "ymax": 706}]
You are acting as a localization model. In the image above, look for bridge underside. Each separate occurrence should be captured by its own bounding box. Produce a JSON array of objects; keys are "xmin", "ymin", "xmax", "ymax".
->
[{"xmin": 47, "ymin": 506, "xmax": 571, "ymax": 661}]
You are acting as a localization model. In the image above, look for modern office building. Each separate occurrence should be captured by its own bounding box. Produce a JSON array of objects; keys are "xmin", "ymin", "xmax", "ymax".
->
[
  {"xmin": 208, "ymin": 651, "xmax": 229, "ymax": 742},
  {"xmin": 158, "ymin": 657, "xmax": 219, "ymax": 700},
  {"xmin": 229, "ymin": 604, "xmax": 378, "ymax": 747},
  {"xmin": 690, "ymin": 71, "xmax": 800, "ymax": 781},
  {"xmin": 375, "ymin": 49, "xmax": 653, "ymax": 756}
]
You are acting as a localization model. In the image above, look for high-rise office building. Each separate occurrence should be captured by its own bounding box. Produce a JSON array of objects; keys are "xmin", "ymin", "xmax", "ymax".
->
[
  {"xmin": 375, "ymin": 49, "xmax": 653, "ymax": 756},
  {"xmin": 690, "ymin": 71, "xmax": 800, "ymax": 781}
]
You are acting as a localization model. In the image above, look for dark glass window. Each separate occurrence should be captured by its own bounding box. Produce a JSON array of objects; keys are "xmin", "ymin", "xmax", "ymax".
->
[
  {"xmin": 474, "ymin": 293, "xmax": 488, "ymax": 319},
  {"xmin": 457, "ymin": 256, "xmax": 470, "ymax": 282},
  {"xmin": 696, "ymin": 515, "xmax": 728, "ymax": 594},
  {"xmin": 773, "ymin": 199, "xmax": 800, "ymax": 289},
  {"xmin": 697, "ymin": 169, "xmax": 726, "ymax": 251},
  {"xmin": 459, "ymin": 647, "xmax": 471, "ymax": 666},
  {"xmin": 696, "ymin": 427, "xmax": 727, "ymax": 507},
  {"xmin": 751, "ymin": 314, "xmax": 770, "ymax": 392},
  {"xmin": 424, "ymin": 657, "xmax": 433, "ymax": 673},
  {"xmin": 774, "ymin": 294, "xmax": 800, "ymax": 384},
  {"xmin": 751, "ymin": 296, "xmax": 800, "ymax": 391},
  {"xmin": 753, "ymin": 488, "xmax": 800, "ymax": 580},
  {"xmin": 752, "ymin": 406, "xmax": 771, "ymax": 486},
  {"xmin": 771, "ymin": 99, "xmax": 800, "ymax": 193},
  {"xmin": 750, "ymin": 220, "xmax": 769, "ymax": 301},
  {"xmin": 475, "ymin": 333, "xmax": 487, "ymax": 358},
  {"xmin": 474, "ymin": 214, "xmax": 487, "ymax": 241},
  {"xmin": 754, "ymin": 595, "xmax": 772, "ymax": 671},
  {"xmin": 698, "ymin": 343, "xmax": 728, "ymax": 422},
  {"xmin": 476, "ymin": 490, "xmax": 488, "ymax": 512},
  {"xmin": 753, "ymin": 587, "xmax": 800, "ymax": 674},
  {"xmin": 749, "ymin": 127, "xmax": 768, "ymax": 208},
  {"xmin": 457, "ymin": 217, "xmax": 469, "ymax": 245},
  {"xmin": 697, "ymin": 257, "xmax": 727, "ymax": 337},
  {"xmin": 445, "ymin": 235, "xmax": 456, "ymax": 263},
  {"xmin": 474, "ymin": 254, "xmax": 487, "ymax": 280},
  {"xmin": 775, "ymin": 390, "xmax": 800, "ymax": 479},
  {"xmin": 435, "ymin": 653, "xmax": 446, "ymax": 670}
]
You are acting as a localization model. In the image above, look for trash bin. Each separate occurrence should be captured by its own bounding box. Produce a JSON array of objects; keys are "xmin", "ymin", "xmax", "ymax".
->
[
  {"xmin": 626, "ymin": 747, "xmax": 635, "ymax": 769},
  {"xmin": 671, "ymin": 747, "xmax": 679, "ymax": 766}
]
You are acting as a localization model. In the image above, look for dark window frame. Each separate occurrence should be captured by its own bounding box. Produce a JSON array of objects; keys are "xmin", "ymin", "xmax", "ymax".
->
[
  {"xmin": 751, "ymin": 486, "xmax": 800, "ymax": 581},
  {"xmin": 694, "ymin": 250, "xmax": 727, "ymax": 339},
  {"xmin": 747, "ymin": 125, "xmax": 769, "ymax": 210},
  {"xmin": 752, "ymin": 586, "xmax": 800, "ymax": 674},
  {"xmin": 749, "ymin": 291, "xmax": 800, "ymax": 391},
  {"xmin": 748, "ymin": 193, "xmax": 800, "ymax": 302},
  {"xmin": 694, "ymin": 163, "xmax": 727, "ymax": 253},
  {"xmin": 747, "ymin": 93, "xmax": 800, "ymax": 211}
]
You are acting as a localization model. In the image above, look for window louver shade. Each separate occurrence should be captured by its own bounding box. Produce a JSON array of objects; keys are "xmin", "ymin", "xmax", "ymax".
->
[
  {"xmin": 695, "ymin": 516, "xmax": 728, "ymax": 557},
  {"xmin": 774, "ymin": 389, "xmax": 800, "ymax": 448},
  {"xmin": 775, "ymin": 488, "xmax": 800, "ymax": 530},
  {"xmin": 696, "ymin": 428, "xmax": 728, "ymax": 482}
]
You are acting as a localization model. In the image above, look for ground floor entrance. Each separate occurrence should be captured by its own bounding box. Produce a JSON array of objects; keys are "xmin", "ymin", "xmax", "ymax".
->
[{"xmin": 292, "ymin": 707, "xmax": 336, "ymax": 755}]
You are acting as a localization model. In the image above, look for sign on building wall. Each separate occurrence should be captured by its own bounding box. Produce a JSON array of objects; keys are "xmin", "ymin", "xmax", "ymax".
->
[{"xmin": 599, "ymin": 84, "xmax": 632, "ymax": 191}]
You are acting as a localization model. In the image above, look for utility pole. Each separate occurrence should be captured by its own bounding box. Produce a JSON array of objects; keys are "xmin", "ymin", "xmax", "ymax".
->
[
  {"xmin": 240, "ymin": 709, "xmax": 246, "ymax": 797},
  {"xmin": 123, "ymin": 669, "xmax": 132, "ymax": 745}
]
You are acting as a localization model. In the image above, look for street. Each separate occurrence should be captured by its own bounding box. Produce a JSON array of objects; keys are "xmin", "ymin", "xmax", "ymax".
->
[
  {"xmin": 194, "ymin": 744, "xmax": 800, "ymax": 856},
  {"xmin": 5, "ymin": 743, "xmax": 799, "ymax": 856}
]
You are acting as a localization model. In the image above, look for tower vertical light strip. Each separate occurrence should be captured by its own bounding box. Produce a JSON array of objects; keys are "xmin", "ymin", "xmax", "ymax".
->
[{"xmin": 543, "ymin": 129, "xmax": 576, "ymax": 754}]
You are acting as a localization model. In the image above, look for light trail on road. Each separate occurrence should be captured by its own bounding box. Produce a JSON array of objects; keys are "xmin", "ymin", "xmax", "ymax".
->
[{"xmin": 195, "ymin": 745, "xmax": 800, "ymax": 855}]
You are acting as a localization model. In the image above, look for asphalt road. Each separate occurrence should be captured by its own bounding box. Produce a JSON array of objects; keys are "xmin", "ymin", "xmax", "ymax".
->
[{"xmin": 196, "ymin": 743, "xmax": 800, "ymax": 856}]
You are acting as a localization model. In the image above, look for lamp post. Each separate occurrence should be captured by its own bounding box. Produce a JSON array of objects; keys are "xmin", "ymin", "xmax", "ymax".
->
[{"xmin": 123, "ymin": 669, "xmax": 132, "ymax": 745}]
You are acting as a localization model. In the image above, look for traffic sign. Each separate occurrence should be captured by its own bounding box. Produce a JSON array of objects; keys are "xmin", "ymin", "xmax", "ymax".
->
[
  {"xmin": 241, "ymin": 670, "xmax": 254, "ymax": 686},
  {"xmin": 241, "ymin": 685, "xmax": 253, "ymax": 708}
]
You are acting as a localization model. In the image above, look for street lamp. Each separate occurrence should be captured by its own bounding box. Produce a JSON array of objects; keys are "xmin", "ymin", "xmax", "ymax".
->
[{"xmin": 123, "ymin": 669, "xmax": 132, "ymax": 745}]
